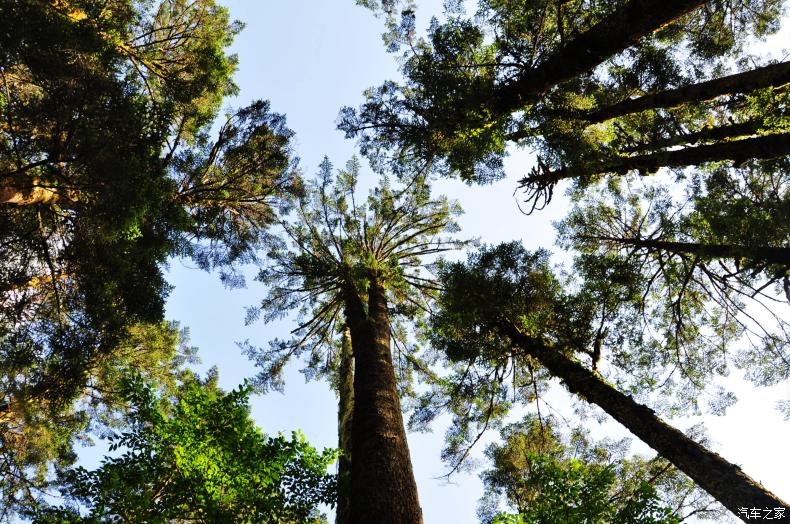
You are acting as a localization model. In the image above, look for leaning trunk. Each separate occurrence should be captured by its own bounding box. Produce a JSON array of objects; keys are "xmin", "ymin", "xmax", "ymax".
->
[
  {"xmin": 593, "ymin": 237, "xmax": 790, "ymax": 267},
  {"xmin": 344, "ymin": 277, "xmax": 422, "ymax": 524},
  {"xmin": 336, "ymin": 327, "xmax": 354, "ymax": 524},
  {"xmin": 498, "ymin": 322, "xmax": 789, "ymax": 520},
  {"xmin": 495, "ymin": 0, "xmax": 706, "ymax": 110},
  {"xmin": 520, "ymin": 132, "xmax": 790, "ymax": 188},
  {"xmin": 584, "ymin": 60, "xmax": 790, "ymax": 123}
]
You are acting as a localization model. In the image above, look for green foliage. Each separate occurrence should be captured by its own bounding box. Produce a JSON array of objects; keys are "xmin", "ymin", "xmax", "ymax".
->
[
  {"xmin": 32, "ymin": 376, "xmax": 337, "ymax": 523},
  {"xmin": 0, "ymin": 2, "xmax": 296, "ymax": 495},
  {"xmin": 479, "ymin": 415, "xmax": 718, "ymax": 524},
  {"xmin": 0, "ymin": 322, "xmax": 195, "ymax": 514},
  {"xmin": 341, "ymin": 0, "xmax": 785, "ymax": 182}
]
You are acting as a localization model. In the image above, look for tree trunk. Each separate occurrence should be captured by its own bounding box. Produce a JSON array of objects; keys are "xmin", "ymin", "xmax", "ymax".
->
[
  {"xmin": 336, "ymin": 327, "xmax": 354, "ymax": 524},
  {"xmin": 593, "ymin": 237, "xmax": 790, "ymax": 267},
  {"xmin": 520, "ymin": 132, "xmax": 790, "ymax": 187},
  {"xmin": 619, "ymin": 120, "xmax": 762, "ymax": 153},
  {"xmin": 498, "ymin": 322, "xmax": 789, "ymax": 521},
  {"xmin": 584, "ymin": 60, "xmax": 790, "ymax": 123},
  {"xmin": 0, "ymin": 185, "xmax": 62, "ymax": 205},
  {"xmin": 344, "ymin": 277, "xmax": 423, "ymax": 524},
  {"xmin": 494, "ymin": 0, "xmax": 706, "ymax": 111}
]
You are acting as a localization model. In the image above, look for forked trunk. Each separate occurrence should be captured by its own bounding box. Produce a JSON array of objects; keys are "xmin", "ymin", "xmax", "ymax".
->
[
  {"xmin": 344, "ymin": 277, "xmax": 422, "ymax": 524},
  {"xmin": 499, "ymin": 322, "xmax": 789, "ymax": 520},
  {"xmin": 336, "ymin": 327, "xmax": 354, "ymax": 524}
]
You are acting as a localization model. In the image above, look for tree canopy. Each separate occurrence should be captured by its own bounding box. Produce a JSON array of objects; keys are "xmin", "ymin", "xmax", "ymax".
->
[
  {"xmin": 31, "ymin": 373, "xmax": 337, "ymax": 523},
  {"xmin": 0, "ymin": 0, "xmax": 296, "ymax": 441}
]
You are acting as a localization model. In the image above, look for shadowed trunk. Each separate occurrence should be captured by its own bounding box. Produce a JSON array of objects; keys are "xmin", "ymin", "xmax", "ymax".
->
[
  {"xmin": 521, "ymin": 132, "xmax": 790, "ymax": 187},
  {"xmin": 344, "ymin": 276, "xmax": 422, "ymax": 524},
  {"xmin": 584, "ymin": 60, "xmax": 790, "ymax": 123},
  {"xmin": 591, "ymin": 237, "xmax": 790, "ymax": 267},
  {"xmin": 336, "ymin": 327, "xmax": 354, "ymax": 524},
  {"xmin": 618, "ymin": 120, "xmax": 763, "ymax": 153},
  {"xmin": 494, "ymin": 0, "xmax": 706, "ymax": 112},
  {"xmin": 498, "ymin": 322, "xmax": 789, "ymax": 521}
]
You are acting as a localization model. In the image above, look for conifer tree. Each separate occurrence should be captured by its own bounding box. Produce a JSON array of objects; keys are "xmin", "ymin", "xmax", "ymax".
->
[{"xmin": 247, "ymin": 157, "xmax": 466, "ymax": 523}]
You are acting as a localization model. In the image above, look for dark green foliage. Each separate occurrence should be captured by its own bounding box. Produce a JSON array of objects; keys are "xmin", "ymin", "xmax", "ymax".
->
[
  {"xmin": 31, "ymin": 375, "xmax": 337, "ymax": 523},
  {"xmin": 342, "ymin": 0, "xmax": 786, "ymax": 184},
  {"xmin": 0, "ymin": 0, "xmax": 296, "ymax": 481}
]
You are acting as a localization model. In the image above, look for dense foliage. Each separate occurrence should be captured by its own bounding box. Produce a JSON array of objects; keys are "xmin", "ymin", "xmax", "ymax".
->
[
  {"xmin": 32, "ymin": 374, "xmax": 336, "ymax": 523},
  {"xmin": 0, "ymin": 0, "xmax": 296, "ymax": 514}
]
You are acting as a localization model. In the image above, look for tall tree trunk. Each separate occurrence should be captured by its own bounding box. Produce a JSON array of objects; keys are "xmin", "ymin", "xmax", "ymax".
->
[
  {"xmin": 497, "ymin": 322, "xmax": 789, "ymax": 520},
  {"xmin": 336, "ymin": 327, "xmax": 354, "ymax": 524},
  {"xmin": 344, "ymin": 277, "xmax": 422, "ymax": 524},
  {"xmin": 494, "ymin": 0, "xmax": 706, "ymax": 111},
  {"xmin": 584, "ymin": 60, "xmax": 790, "ymax": 123},
  {"xmin": 592, "ymin": 236, "xmax": 790, "ymax": 267},
  {"xmin": 520, "ymin": 132, "xmax": 790, "ymax": 188},
  {"xmin": 619, "ymin": 120, "xmax": 763, "ymax": 153}
]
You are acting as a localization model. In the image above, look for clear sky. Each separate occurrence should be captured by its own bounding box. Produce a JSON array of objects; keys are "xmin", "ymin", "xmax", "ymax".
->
[{"xmin": 160, "ymin": 1, "xmax": 790, "ymax": 521}]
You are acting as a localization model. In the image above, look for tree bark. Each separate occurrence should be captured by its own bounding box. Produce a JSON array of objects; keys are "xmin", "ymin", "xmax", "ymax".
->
[
  {"xmin": 584, "ymin": 60, "xmax": 790, "ymax": 123},
  {"xmin": 336, "ymin": 327, "xmax": 354, "ymax": 524},
  {"xmin": 0, "ymin": 185, "xmax": 62, "ymax": 205},
  {"xmin": 520, "ymin": 132, "xmax": 790, "ymax": 187},
  {"xmin": 497, "ymin": 322, "xmax": 790, "ymax": 521},
  {"xmin": 494, "ymin": 0, "xmax": 706, "ymax": 112},
  {"xmin": 594, "ymin": 237, "xmax": 790, "ymax": 267},
  {"xmin": 619, "ymin": 120, "xmax": 763, "ymax": 153},
  {"xmin": 344, "ymin": 277, "xmax": 423, "ymax": 524}
]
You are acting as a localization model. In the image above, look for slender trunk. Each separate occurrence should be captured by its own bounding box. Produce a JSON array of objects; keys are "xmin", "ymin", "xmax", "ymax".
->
[
  {"xmin": 594, "ymin": 236, "xmax": 790, "ymax": 266},
  {"xmin": 336, "ymin": 327, "xmax": 354, "ymax": 524},
  {"xmin": 498, "ymin": 322, "xmax": 789, "ymax": 520},
  {"xmin": 584, "ymin": 61, "xmax": 790, "ymax": 123},
  {"xmin": 619, "ymin": 120, "xmax": 762, "ymax": 153},
  {"xmin": 494, "ymin": 0, "xmax": 706, "ymax": 111},
  {"xmin": 520, "ymin": 132, "xmax": 790, "ymax": 187},
  {"xmin": 344, "ymin": 277, "xmax": 422, "ymax": 524}
]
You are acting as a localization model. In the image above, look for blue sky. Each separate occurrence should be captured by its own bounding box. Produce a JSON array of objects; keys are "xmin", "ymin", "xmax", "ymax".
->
[{"xmin": 160, "ymin": 1, "xmax": 790, "ymax": 521}]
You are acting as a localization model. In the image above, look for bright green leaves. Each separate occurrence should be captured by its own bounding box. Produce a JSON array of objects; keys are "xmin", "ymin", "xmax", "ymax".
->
[
  {"xmin": 33, "ymin": 376, "xmax": 336, "ymax": 523},
  {"xmin": 479, "ymin": 416, "xmax": 714, "ymax": 524}
]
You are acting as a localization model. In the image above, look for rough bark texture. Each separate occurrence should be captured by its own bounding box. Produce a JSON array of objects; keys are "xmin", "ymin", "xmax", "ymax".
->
[
  {"xmin": 585, "ymin": 60, "xmax": 790, "ymax": 123},
  {"xmin": 336, "ymin": 328, "xmax": 354, "ymax": 524},
  {"xmin": 344, "ymin": 277, "xmax": 422, "ymax": 524},
  {"xmin": 521, "ymin": 132, "xmax": 790, "ymax": 186},
  {"xmin": 595, "ymin": 237, "xmax": 790, "ymax": 266},
  {"xmin": 494, "ymin": 0, "xmax": 706, "ymax": 111},
  {"xmin": 498, "ymin": 322, "xmax": 789, "ymax": 521}
]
